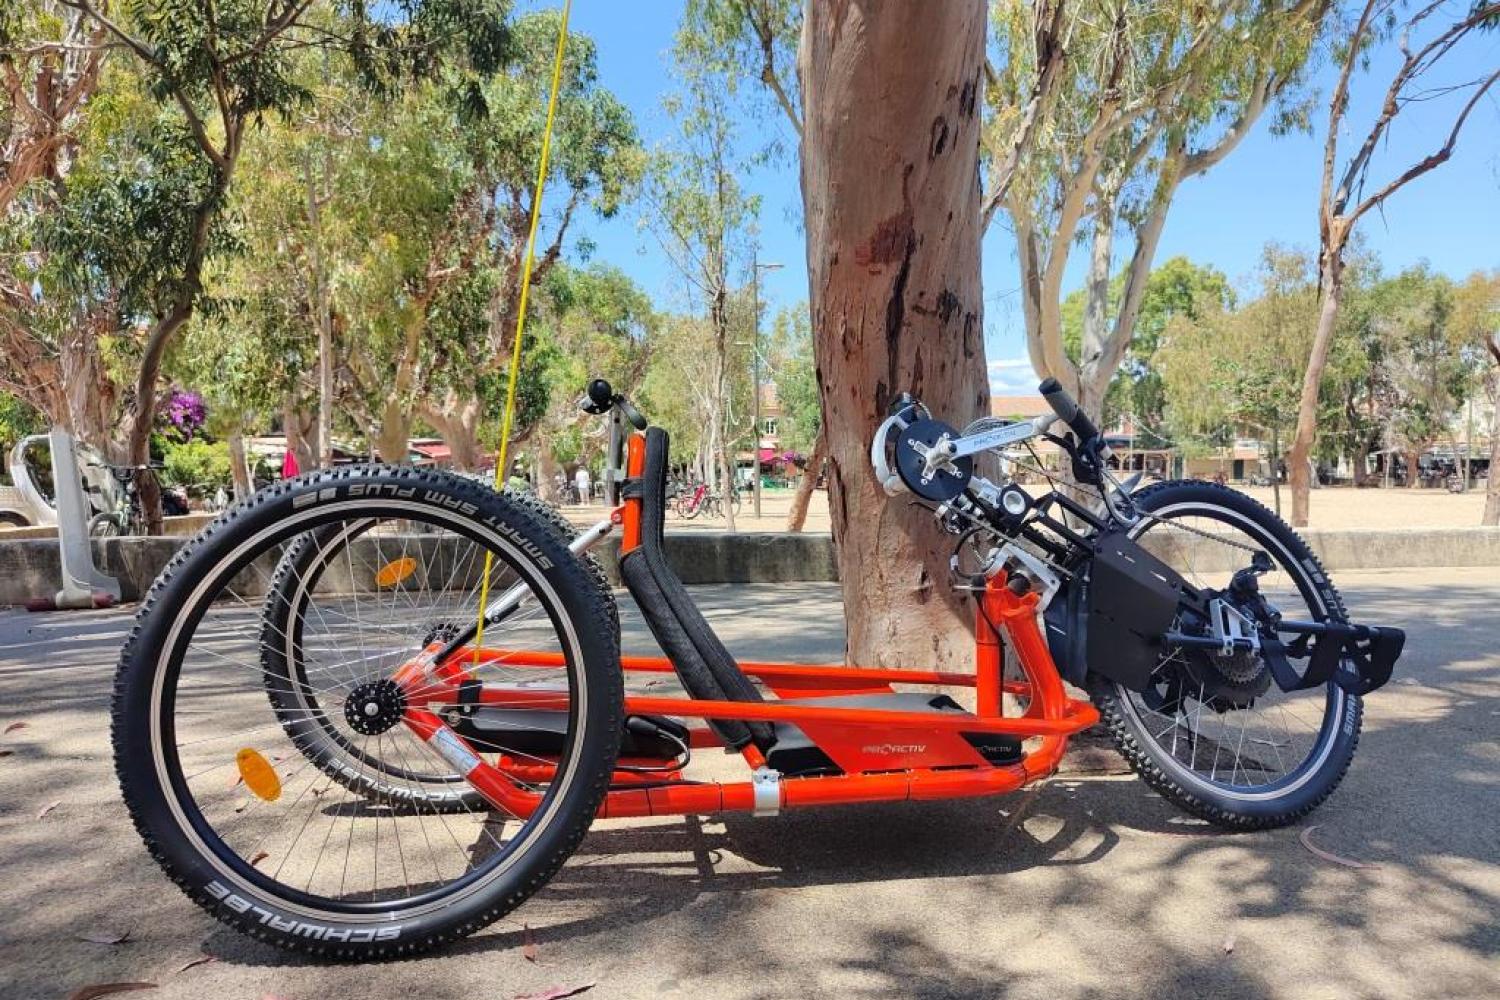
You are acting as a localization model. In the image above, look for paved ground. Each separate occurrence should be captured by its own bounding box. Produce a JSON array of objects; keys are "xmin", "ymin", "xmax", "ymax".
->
[
  {"xmin": 557, "ymin": 482, "xmax": 1497, "ymax": 534},
  {"xmin": 0, "ymin": 569, "xmax": 1495, "ymax": 1000}
]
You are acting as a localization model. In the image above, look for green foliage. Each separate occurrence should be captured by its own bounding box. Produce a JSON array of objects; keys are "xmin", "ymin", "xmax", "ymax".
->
[
  {"xmin": 1061, "ymin": 257, "xmax": 1233, "ymax": 442},
  {"xmin": 676, "ymin": 0, "xmax": 801, "ymax": 146},
  {"xmin": 1155, "ymin": 245, "xmax": 1481, "ymax": 476},
  {"xmin": 159, "ymin": 436, "xmax": 231, "ymax": 488},
  {"xmin": 1362, "ymin": 263, "xmax": 1477, "ymax": 454},
  {"xmin": 1158, "ymin": 246, "xmax": 1324, "ymax": 456},
  {"xmin": 0, "ymin": 393, "xmax": 43, "ymax": 459},
  {"xmin": 36, "ymin": 97, "xmax": 233, "ymax": 320},
  {"xmin": 765, "ymin": 303, "xmax": 819, "ymax": 453}
]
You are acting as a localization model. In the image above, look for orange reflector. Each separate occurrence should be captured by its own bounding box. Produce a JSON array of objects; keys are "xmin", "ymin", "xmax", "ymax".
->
[
  {"xmin": 236, "ymin": 748, "xmax": 281, "ymax": 802},
  {"xmin": 375, "ymin": 557, "xmax": 418, "ymax": 588}
]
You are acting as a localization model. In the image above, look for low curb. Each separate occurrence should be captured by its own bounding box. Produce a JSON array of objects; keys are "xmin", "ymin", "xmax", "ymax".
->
[{"xmin": 1, "ymin": 526, "xmax": 1497, "ymax": 606}]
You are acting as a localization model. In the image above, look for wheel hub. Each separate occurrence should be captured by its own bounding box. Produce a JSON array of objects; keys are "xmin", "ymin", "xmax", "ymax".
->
[{"xmin": 343, "ymin": 678, "xmax": 407, "ymax": 735}]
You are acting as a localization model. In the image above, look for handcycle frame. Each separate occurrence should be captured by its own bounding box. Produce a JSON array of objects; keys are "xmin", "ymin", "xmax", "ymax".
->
[{"xmin": 390, "ymin": 421, "xmax": 1100, "ymax": 821}]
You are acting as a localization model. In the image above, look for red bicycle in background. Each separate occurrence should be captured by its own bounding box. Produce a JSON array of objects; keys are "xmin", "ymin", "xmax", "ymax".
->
[
  {"xmin": 672, "ymin": 478, "xmax": 740, "ymax": 519},
  {"xmin": 111, "ymin": 377, "xmax": 1403, "ymax": 958}
]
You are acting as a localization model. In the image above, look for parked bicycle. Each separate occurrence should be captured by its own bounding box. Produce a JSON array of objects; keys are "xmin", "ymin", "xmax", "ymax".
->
[
  {"xmin": 110, "ymin": 377, "xmax": 1403, "ymax": 958},
  {"xmin": 673, "ymin": 480, "xmax": 741, "ymax": 519},
  {"xmin": 88, "ymin": 462, "xmax": 188, "ymax": 536}
]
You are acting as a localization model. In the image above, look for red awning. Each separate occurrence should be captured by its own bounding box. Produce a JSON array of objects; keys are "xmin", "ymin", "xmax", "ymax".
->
[
  {"xmin": 410, "ymin": 442, "xmax": 452, "ymax": 461},
  {"xmin": 757, "ymin": 448, "xmax": 778, "ymax": 463}
]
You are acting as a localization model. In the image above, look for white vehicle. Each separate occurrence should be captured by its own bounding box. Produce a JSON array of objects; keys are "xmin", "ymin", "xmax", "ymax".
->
[{"xmin": 0, "ymin": 434, "xmax": 120, "ymax": 528}]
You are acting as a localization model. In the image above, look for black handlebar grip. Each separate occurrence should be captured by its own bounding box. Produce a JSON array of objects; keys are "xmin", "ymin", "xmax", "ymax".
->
[
  {"xmin": 1038, "ymin": 378, "xmax": 1100, "ymax": 442},
  {"xmin": 580, "ymin": 378, "xmax": 614, "ymax": 415}
]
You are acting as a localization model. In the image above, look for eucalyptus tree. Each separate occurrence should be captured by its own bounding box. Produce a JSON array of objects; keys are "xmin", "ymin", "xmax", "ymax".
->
[
  {"xmin": 11, "ymin": 0, "xmax": 510, "ymax": 528},
  {"xmin": 520, "ymin": 264, "xmax": 653, "ymax": 500},
  {"xmin": 1158, "ymin": 247, "xmax": 1324, "ymax": 513},
  {"xmin": 644, "ymin": 34, "xmax": 763, "ymax": 531},
  {"xmin": 991, "ymin": 0, "xmax": 1330, "ymax": 420},
  {"xmin": 1366, "ymin": 266, "xmax": 1474, "ymax": 491},
  {"xmin": 1450, "ymin": 270, "xmax": 1500, "ymax": 524},
  {"xmin": 1058, "ymin": 256, "xmax": 1234, "ymax": 438},
  {"xmin": 676, "ymin": 1, "xmax": 840, "ymax": 531},
  {"xmin": 1, "ymin": 3, "xmax": 116, "ymax": 443},
  {"xmin": 416, "ymin": 11, "xmax": 640, "ymax": 470},
  {"xmin": 1285, "ymin": 0, "xmax": 1500, "ymax": 525}
]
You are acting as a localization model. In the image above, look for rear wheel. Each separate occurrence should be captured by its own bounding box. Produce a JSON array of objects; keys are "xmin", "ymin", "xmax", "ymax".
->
[
  {"xmin": 1089, "ymin": 480, "xmax": 1360, "ymax": 831},
  {"xmin": 259, "ymin": 488, "xmax": 617, "ymax": 812},
  {"xmin": 113, "ymin": 466, "xmax": 622, "ymax": 958}
]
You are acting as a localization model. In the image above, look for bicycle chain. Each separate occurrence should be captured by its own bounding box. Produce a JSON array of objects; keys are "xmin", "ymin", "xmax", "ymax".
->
[{"xmin": 1010, "ymin": 445, "xmax": 1261, "ymax": 556}]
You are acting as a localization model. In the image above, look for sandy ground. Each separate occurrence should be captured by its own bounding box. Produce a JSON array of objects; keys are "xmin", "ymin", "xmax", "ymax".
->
[
  {"xmin": 0, "ymin": 569, "xmax": 1495, "ymax": 1000},
  {"xmin": 558, "ymin": 483, "xmax": 1496, "ymax": 534}
]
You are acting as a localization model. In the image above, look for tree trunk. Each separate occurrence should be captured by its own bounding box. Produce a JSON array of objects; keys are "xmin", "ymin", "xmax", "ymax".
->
[
  {"xmin": 60, "ymin": 317, "xmax": 120, "ymax": 456},
  {"xmin": 786, "ymin": 427, "xmax": 827, "ymax": 532},
  {"xmin": 538, "ymin": 448, "xmax": 562, "ymax": 503},
  {"xmin": 125, "ymin": 302, "xmax": 195, "ymax": 534},
  {"xmin": 1407, "ymin": 448, "xmax": 1422, "ymax": 489},
  {"xmin": 800, "ymin": 0, "xmax": 989, "ymax": 668},
  {"xmin": 1288, "ymin": 250, "xmax": 1345, "ymax": 527},
  {"xmin": 375, "ymin": 398, "xmax": 410, "ymax": 465},
  {"xmin": 1484, "ymin": 376, "xmax": 1500, "ymax": 525},
  {"xmin": 227, "ymin": 430, "xmax": 253, "ymax": 500},
  {"xmin": 718, "ymin": 436, "xmax": 737, "ymax": 531},
  {"xmin": 424, "ymin": 396, "xmax": 484, "ymax": 471},
  {"xmin": 1270, "ymin": 425, "xmax": 1282, "ymax": 517},
  {"xmin": 283, "ymin": 401, "xmax": 319, "ymax": 473},
  {"xmin": 305, "ymin": 153, "xmax": 334, "ymax": 468}
]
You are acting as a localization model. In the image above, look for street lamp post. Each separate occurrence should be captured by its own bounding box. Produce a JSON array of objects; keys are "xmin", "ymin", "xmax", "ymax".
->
[{"xmin": 751, "ymin": 256, "xmax": 783, "ymax": 519}]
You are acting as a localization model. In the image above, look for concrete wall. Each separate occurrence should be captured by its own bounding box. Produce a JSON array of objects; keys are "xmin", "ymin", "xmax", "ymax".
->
[{"xmin": 0, "ymin": 527, "xmax": 1495, "ymax": 607}]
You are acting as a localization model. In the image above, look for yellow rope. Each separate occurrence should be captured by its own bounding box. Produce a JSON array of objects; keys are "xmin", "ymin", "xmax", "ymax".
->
[{"xmin": 474, "ymin": 0, "xmax": 572, "ymax": 658}]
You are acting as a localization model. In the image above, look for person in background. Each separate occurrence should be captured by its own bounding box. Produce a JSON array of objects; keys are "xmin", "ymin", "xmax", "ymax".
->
[{"xmin": 574, "ymin": 464, "xmax": 591, "ymax": 505}]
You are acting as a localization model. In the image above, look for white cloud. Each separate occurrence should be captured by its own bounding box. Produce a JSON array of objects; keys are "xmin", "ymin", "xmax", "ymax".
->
[{"xmin": 988, "ymin": 357, "xmax": 1040, "ymax": 395}]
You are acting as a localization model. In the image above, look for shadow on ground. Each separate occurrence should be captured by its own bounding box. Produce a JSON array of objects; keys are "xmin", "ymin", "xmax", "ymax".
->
[{"xmin": 0, "ymin": 572, "xmax": 1494, "ymax": 999}]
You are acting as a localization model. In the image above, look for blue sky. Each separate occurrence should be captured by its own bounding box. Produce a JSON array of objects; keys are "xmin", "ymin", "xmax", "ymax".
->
[{"xmin": 544, "ymin": 2, "xmax": 1500, "ymax": 396}]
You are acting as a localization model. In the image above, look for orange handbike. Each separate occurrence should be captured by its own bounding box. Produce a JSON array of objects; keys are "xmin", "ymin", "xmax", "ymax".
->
[{"xmin": 112, "ymin": 378, "xmax": 1404, "ymax": 957}]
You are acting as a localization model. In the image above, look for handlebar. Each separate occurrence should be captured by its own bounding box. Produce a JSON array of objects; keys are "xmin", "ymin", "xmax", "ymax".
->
[
  {"xmin": 1038, "ymin": 378, "xmax": 1099, "ymax": 444},
  {"xmin": 579, "ymin": 377, "xmax": 646, "ymax": 431}
]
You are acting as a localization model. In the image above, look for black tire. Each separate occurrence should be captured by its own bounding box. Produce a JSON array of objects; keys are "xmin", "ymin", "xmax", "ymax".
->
[
  {"xmin": 113, "ymin": 466, "xmax": 623, "ymax": 958},
  {"xmin": 0, "ymin": 512, "xmax": 28, "ymax": 528},
  {"xmin": 258, "ymin": 488, "xmax": 618, "ymax": 812},
  {"xmin": 1088, "ymin": 479, "xmax": 1361, "ymax": 831}
]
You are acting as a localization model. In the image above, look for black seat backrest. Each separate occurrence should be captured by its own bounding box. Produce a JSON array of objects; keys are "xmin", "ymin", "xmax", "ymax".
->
[{"xmin": 617, "ymin": 427, "xmax": 775, "ymax": 751}]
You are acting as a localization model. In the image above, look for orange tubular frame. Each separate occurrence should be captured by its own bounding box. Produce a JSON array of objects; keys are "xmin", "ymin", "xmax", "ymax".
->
[{"xmin": 395, "ymin": 427, "xmax": 1098, "ymax": 821}]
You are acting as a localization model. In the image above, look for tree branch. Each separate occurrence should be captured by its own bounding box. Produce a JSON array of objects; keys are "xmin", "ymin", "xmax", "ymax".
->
[
  {"xmin": 741, "ymin": 0, "xmax": 801, "ymax": 137},
  {"xmin": 981, "ymin": 0, "xmax": 1066, "ymax": 229},
  {"xmin": 1349, "ymin": 66, "xmax": 1500, "ymax": 225}
]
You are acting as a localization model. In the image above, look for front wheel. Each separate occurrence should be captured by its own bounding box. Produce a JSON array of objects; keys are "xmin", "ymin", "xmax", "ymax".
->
[
  {"xmin": 90, "ymin": 512, "xmax": 122, "ymax": 537},
  {"xmin": 112, "ymin": 466, "xmax": 623, "ymax": 958},
  {"xmin": 1089, "ymin": 480, "xmax": 1361, "ymax": 831}
]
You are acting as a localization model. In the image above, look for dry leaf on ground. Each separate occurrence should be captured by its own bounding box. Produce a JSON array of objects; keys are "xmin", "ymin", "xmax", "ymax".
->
[
  {"xmin": 513, "ymin": 985, "xmax": 594, "ymax": 1000},
  {"xmin": 36, "ymin": 800, "xmax": 59, "ymax": 819},
  {"xmin": 76, "ymin": 929, "xmax": 130, "ymax": 945},
  {"xmin": 65, "ymin": 984, "xmax": 157, "ymax": 1000},
  {"xmin": 1299, "ymin": 825, "xmax": 1379, "ymax": 870}
]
